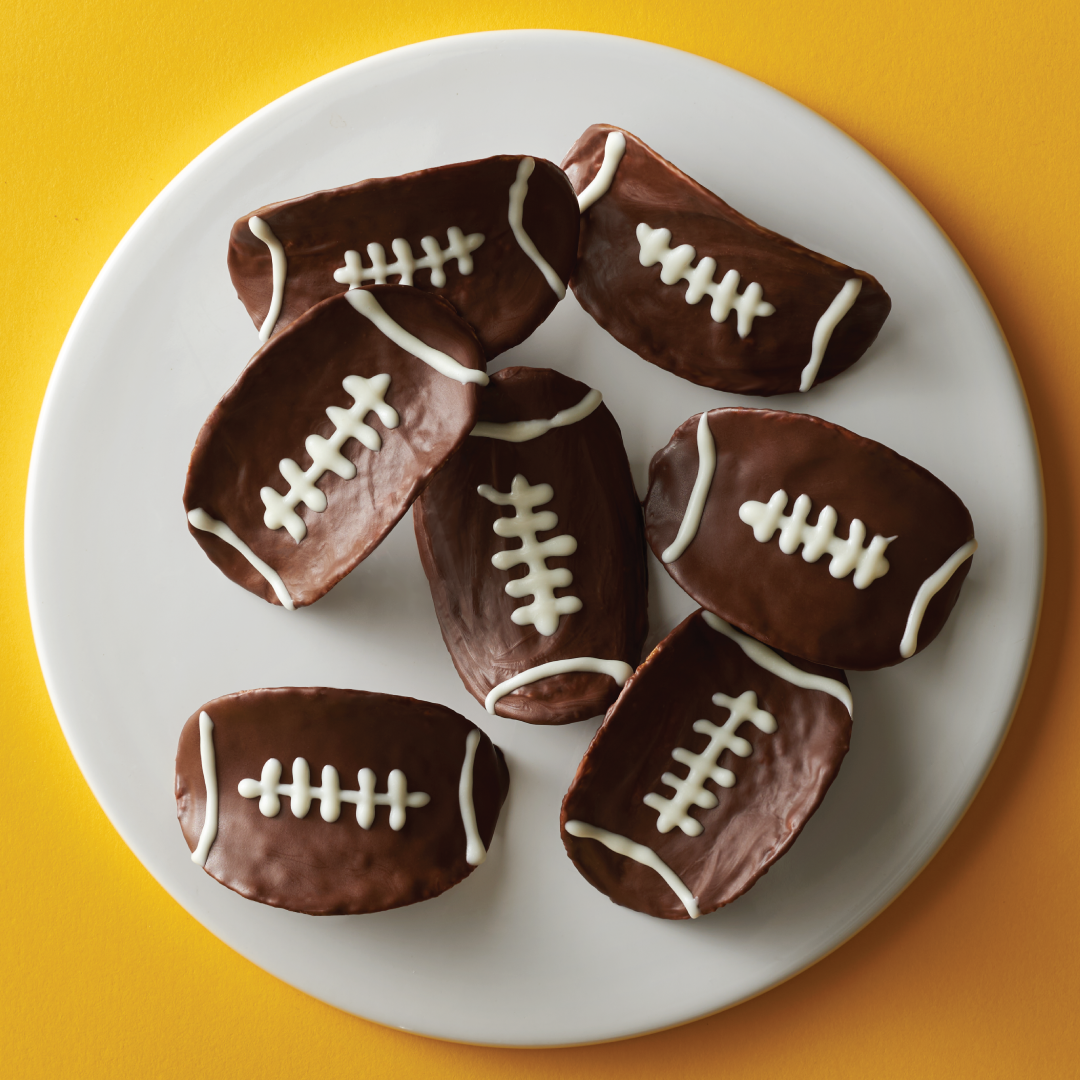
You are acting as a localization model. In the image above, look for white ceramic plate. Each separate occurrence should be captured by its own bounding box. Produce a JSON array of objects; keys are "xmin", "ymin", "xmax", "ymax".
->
[{"xmin": 25, "ymin": 31, "xmax": 1042, "ymax": 1046}]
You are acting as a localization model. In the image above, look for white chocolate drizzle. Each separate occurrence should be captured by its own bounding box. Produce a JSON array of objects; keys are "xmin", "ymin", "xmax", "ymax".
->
[
  {"xmin": 478, "ymin": 474, "xmax": 582, "ymax": 636},
  {"xmin": 576, "ymin": 131, "xmax": 627, "ymax": 212},
  {"xmin": 333, "ymin": 227, "xmax": 485, "ymax": 289},
  {"xmin": 800, "ymin": 277, "xmax": 863, "ymax": 392},
  {"xmin": 187, "ymin": 508, "xmax": 295, "ymax": 611},
  {"xmin": 508, "ymin": 158, "xmax": 567, "ymax": 300},
  {"xmin": 636, "ymin": 223, "xmax": 775, "ymax": 338},
  {"xmin": 344, "ymin": 287, "xmax": 489, "ymax": 386},
  {"xmin": 470, "ymin": 388, "xmax": 602, "ymax": 443},
  {"xmin": 248, "ymin": 216, "xmax": 287, "ymax": 344},
  {"xmin": 702, "ymin": 610, "xmax": 853, "ymax": 715},
  {"xmin": 643, "ymin": 691, "xmax": 776, "ymax": 837},
  {"xmin": 900, "ymin": 539, "xmax": 977, "ymax": 658},
  {"xmin": 662, "ymin": 412, "xmax": 717, "ymax": 564},
  {"xmin": 485, "ymin": 657, "xmax": 633, "ymax": 715},
  {"xmin": 260, "ymin": 373, "xmax": 399, "ymax": 543},
  {"xmin": 238, "ymin": 758, "xmax": 430, "ymax": 830},
  {"xmin": 564, "ymin": 820, "xmax": 699, "ymax": 919},
  {"xmin": 458, "ymin": 729, "xmax": 487, "ymax": 866},
  {"xmin": 739, "ymin": 490, "xmax": 894, "ymax": 589},
  {"xmin": 191, "ymin": 711, "xmax": 219, "ymax": 866}
]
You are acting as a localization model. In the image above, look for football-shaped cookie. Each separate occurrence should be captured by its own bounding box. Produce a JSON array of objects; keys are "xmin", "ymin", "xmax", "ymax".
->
[
  {"xmin": 562, "ymin": 124, "xmax": 891, "ymax": 396},
  {"xmin": 184, "ymin": 285, "xmax": 486, "ymax": 609},
  {"xmin": 228, "ymin": 155, "xmax": 579, "ymax": 357},
  {"xmin": 562, "ymin": 609, "xmax": 852, "ymax": 919},
  {"xmin": 176, "ymin": 687, "xmax": 509, "ymax": 915},
  {"xmin": 414, "ymin": 366, "xmax": 649, "ymax": 725},
  {"xmin": 644, "ymin": 408, "xmax": 977, "ymax": 669}
]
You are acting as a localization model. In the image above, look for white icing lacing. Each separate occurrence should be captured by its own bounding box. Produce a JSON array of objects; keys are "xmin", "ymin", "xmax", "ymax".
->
[
  {"xmin": 662, "ymin": 412, "xmax": 717, "ymax": 564},
  {"xmin": 576, "ymin": 131, "xmax": 627, "ymax": 213},
  {"xmin": 333, "ymin": 227, "xmax": 485, "ymax": 289},
  {"xmin": 261, "ymin": 374, "xmax": 399, "ymax": 543},
  {"xmin": 508, "ymin": 158, "xmax": 567, "ymax": 300},
  {"xmin": 238, "ymin": 758, "xmax": 430, "ymax": 831},
  {"xmin": 485, "ymin": 657, "xmax": 633, "ymax": 715},
  {"xmin": 900, "ymin": 539, "xmax": 977, "ymax": 658},
  {"xmin": 564, "ymin": 820, "xmax": 699, "ymax": 919},
  {"xmin": 739, "ymin": 490, "xmax": 894, "ymax": 589},
  {"xmin": 800, "ymin": 278, "xmax": 863, "ymax": 392},
  {"xmin": 191, "ymin": 711, "xmax": 219, "ymax": 866},
  {"xmin": 643, "ymin": 691, "xmax": 777, "ymax": 837},
  {"xmin": 470, "ymin": 388, "xmax": 603, "ymax": 443},
  {"xmin": 458, "ymin": 729, "xmax": 487, "ymax": 866},
  {"xmin": 702, "ymin": 611, "xmax": 853, "ymax": 715},
  {"xmin": 636, "ymin": 223, "xmax": 775, "ymax": 338},
  {"xmin": 249, "ymin": 216, "xmax": 287, "ymax": 343},
  {"xmin": 478, "ymin": 474, "xmax": 582, "ymax": 636},
  {"xmin": 187, "ymin": 508, "xmax": 295, "ymax": 610}
]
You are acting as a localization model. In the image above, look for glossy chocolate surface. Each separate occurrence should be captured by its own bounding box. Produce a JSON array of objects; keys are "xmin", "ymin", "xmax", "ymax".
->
[{"xmin": 176, "ymin": 687, "xmax": 509, "ymax": 915}]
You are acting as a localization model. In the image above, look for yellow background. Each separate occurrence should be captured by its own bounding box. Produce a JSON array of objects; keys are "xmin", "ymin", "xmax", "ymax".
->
[{"xmin": 4, "ymin": 1, "xmax": 1078, "ymax": 1074}]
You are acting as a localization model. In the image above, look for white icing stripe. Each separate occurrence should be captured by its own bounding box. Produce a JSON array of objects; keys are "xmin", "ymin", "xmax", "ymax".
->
[
  {"xmin": 458, "ymin": 729, "xmax": 486, "ymax": 866},
  {"xmin": 662, "ymin": 412, "xmax": 716, "ymax": 564},
  {"xmin": 565, "ymin": 820, "xmax": 699, "ymax": 919},
  {"xmin": 576, "ymin": 131, "xmax": 627, "ymax": 212},
  {"xmin": 191, "ymin": 711, "xmax": 219, "ymax": 866},
  {"xmin": 800, "ymin": 277, "xmax": 863, "ymax": 392},
  {"xmin": 187, "ymin": 508, "xmax": 295, "ymax": 611},
  {"xmin": 900, "ymin": 539, "xmax": 977, "ymax": 658},
  {"xmin": 470, "ymin": 388, "xmax": 603, "ymax": 443},
  {"xmin": 508, "ymin": 158, "xmax": 567, "ymax": 300},
  {"xmin": 249, "ymin": 216, "xmax": 287, "ymax": 344},
  {"xmin": 333, "ymin": 227, "xmax": 485, "ymax": 289},
  {"xmin": 485, "ymin": 657, "xmax": 633, "ymax": 714},
  {"xmin": 702, "ymin": 610, "xmax": 853, "ymax": 716},
  {"xmin": 344, "ymin": 288, "xmax": 489, "ymax": 386}
]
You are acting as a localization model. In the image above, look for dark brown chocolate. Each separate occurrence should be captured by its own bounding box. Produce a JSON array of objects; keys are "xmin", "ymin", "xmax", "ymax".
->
[
  {"xmin": 176, "ymin": 687, "xmax": 509, "ymax": 915},
  {"xmin": 228, "ymin": 155, "xmax": 579, "ymax": 358},
  {"xmin": 562, "ymin": 124, "xmax": 891, "ymax": 396},
  {"xmin": 414, "ymin": 367, "xmax": 649, "ymax": 725},
  {"xmin": 644, "ymin": 408, "xmax": 976, "ymax": 670},
  {"xmin": 561, "ymin": 609, "xmax": 852, "ymax": 919},
  {"xmin": 184, "ymin": 285, "xmax": 485, "ymax": 609}
]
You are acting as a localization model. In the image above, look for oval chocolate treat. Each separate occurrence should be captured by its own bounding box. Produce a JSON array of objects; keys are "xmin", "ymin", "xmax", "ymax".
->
[
  {"xmin": 228, "ymin": 155, "xmax": 579, "ymax": 358},
  {"xmin": 562, "ymin": 609, "xmax": 852, "ymax": 919},
  {"xmin": 176, "ymin": 687, "xmax": 509, "ymax": 915},
  {"xmin": 414, "ymin": 367, "xmax": 649, "ymax": 725},
  {"xmin": 562, "ymin": 124, "xmax": 891, "ymax": 396},
  {"xmin": 644, "ymin": 408, "xmax": 977, "ymax": 669},
  {"xmin": 184, "ymin": 285, "xmax": 486, "ymax": 609}
]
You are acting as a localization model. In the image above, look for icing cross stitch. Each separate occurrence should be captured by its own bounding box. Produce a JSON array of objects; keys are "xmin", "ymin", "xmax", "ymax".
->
[{"xmin": 333, "ymin": 227, "xmax": 485, "ymax": 289}]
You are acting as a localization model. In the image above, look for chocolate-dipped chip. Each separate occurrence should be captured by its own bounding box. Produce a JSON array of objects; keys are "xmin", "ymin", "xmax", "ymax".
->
[
  {"xmin": 644, "ymin": 408, "xmax": 977, "ymax": 670},
  {"xmin": 176, "ymin": 687, "xmax": 509, "ymax": 915},
  {"xmin": 562, "ymin": 124, "xmax": 891, "ymax": 396},
  {"xmin": 561, "ymin": 609, "xmax": 852, "ymax": 919},
  {"xmin": 413, "ymin": 367, "xmax": 649, "ymax": 725},
  {"xmin": 228, "ymin": 155, "xmax": 579, "ymax": 357},
  {"xmin": 184, "ymin": 285, "xmax": 486, "ymax": 609}
]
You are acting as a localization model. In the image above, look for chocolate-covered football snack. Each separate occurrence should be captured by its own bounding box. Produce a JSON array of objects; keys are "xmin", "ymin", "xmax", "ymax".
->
[
  {"xmin": 176, "ymin": 687, "xmax": 509, "ymax": 915},
  {"xmin": 414, "ymin": 367, "xmax": 649, "ymax": 725},
  {"xmin": 562, "ymin": 609, "xmax": 852, "ymax": 919},
  {"xmin": 184, "ymin": 285, "xmax": 486, "ymax": 609},
  {"xmin": 228, "ymin": 155, "xmax": 579, "ymax": 357},
  {"xmin": 645, "ymin": 408, "xmax": 977, "ymax": 670},
  {"xmin": 562, "ymin": 124, "xmax": 892, "ymax": 396}
]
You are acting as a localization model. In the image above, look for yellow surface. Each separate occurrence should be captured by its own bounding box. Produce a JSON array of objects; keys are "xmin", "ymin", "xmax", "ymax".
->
[{"xmin": 4, "ymin": 0, "xmax": 1079, "ymax": 1074}]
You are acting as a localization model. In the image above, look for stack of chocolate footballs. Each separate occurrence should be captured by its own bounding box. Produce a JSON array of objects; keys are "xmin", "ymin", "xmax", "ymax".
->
[{"xmin": 175, "ymin": 124, "xmax": 976, "ymax": 921}]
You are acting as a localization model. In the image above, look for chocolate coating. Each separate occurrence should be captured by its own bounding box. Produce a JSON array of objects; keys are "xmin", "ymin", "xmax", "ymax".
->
[
  {"xmin": 228, "ymin": 155, "xmax": 579, "ymax": 357},
  {"xmin": 184, "ymin": 285, "xmax": 484, "ymax": 608},
  {"xmin": 644, "ymin": 408, "xmax": 976, "ymax": 669},
  {"xmin": 562, "ymin": 124, "xmax": 892, "ymax": 396},
  {"xmin": 176, "ymin": 687, "xmax": 509, "ymax": 915},
  {"xmin": 561, "ymin": 609, "xmax": 852, "ymax": 919},
  {"xmin": 414, "ymin": 367, "xmax": 649, "ymax": 724}
]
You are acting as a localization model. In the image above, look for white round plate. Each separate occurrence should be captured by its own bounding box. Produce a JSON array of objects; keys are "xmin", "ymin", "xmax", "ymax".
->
[{"xmin": 25, "ymin": 31, "xmax": 1042, "ymax": 1046}]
